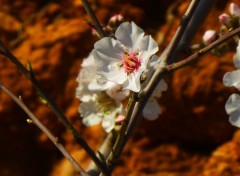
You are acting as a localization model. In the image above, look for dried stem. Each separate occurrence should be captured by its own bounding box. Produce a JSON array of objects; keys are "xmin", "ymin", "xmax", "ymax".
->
[
  {"xmin": 81, "ymin": 0, "xmax": 106, "ymax": 38},
  {"xmin": 87, "ymin": 132, "xmax": 115, "ymax": 175},
  {"xmin": 102, "ymin": 0, "xmax": 218, "ymax": 172},
  {"xmin": 0, "ymin": 82, "xmax": 87, "ymax": 176},
  {"xmin": 171, "ymin": 0, "xmax": 217, "ymax": 60},
  {"xmin": 166, "ymin": 27, "xmax": 240, "ymax": 72},
  {"xmin": 0, "ymin": 41, "xmax": 109, "ymax": 176},
  {"xmin": 105, "ymin": 92, "xmax": 138, "ymax": 168},
  {"xmin": 161, "ymin": 0, "xmax": 200, "ymax": 65}
]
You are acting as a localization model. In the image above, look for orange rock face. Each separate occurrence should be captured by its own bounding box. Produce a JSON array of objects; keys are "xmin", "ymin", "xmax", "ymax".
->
[{"xmin": 0, "ymin": 0, "xmax": 240, "ymax": 176}]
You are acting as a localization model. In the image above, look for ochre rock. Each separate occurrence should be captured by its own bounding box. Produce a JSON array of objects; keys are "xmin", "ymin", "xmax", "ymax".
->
[{"xmin": 0, "ymin": 0, "xmax": 240, "ymax": 176}]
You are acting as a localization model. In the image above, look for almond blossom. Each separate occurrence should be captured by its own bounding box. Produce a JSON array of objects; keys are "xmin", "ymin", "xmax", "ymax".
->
[
  {"xmin": 223, "ymin": 41, "xmax": 240, "ymax": 90},
  {"xmin": 225, "ymin": 94, "xmax": 240, "ymax": 128},
  {"xmin": 202, "ymin": 30, "xmax": 217, "ymax": 45},
  {"xmin": 141, "ymin": 55, "xmax": 168, "ymax": 120},
  {"xmin": 223, "ymin": 40, "xmax": 240, "ymax": 128},
  {"xmin": 92, "ymin": 21, "xmax": 158, "ymax": 92},
  {"xmin": 230, "ymin": 3, "xmax": 240, "ymax": 17},
  {"xmin": 143, "ymin": 79, "xmax": 167, "ymax": 120},
  {"xmin": 76, "ymin": 53, "xmax": 128, "ymax": 132}
]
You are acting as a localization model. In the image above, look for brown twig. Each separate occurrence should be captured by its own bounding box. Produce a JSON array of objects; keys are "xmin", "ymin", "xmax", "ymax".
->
[
  {"xmin": 103, "ymin": 0, "xmax": 223, "ymax": 172},
  {"xmin": 0, "ymin": 41, "xmax": 110, "ymax": 176},
  {"xmin": 81, "ymin": 0, "xmax": 106, "ymax": 38},
  {"xmin": 0, "ymin": 82, "xmax": 87, "ymax": 176},
  {"xmin": 166, "ymin": 27, "xmax": 240, "ymax": 72}
]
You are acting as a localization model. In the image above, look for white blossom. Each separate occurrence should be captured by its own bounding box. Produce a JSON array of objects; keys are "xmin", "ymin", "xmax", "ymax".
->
[
  {"xmin": 93, "ymin": 21, "xmax": 158, "ymax": 92},
  {"xmin": 223, "ymin": 40, "xmax": 240, "ymax": 128},
  {"xmin": 219, "ymin": 13, "xmax": 231, "ymax": 26},
  {"xmin": 76, "ymin": 53, "xmax": 128, "ymax": 132},
  {"xmin": 230, "ymin": 3, "xmax": 240, "ymax": 17},
  {"xmin": 223, "ymin": 40, "xmax": 240, "ymax": 91},
  {"xmin": 225, "ymin": 94, "xmax": 240, "ymax": 128},
  {"xmin": 202, "ymin": 30, "xmax": 216, "ymax": 45},
  {"xmin": 143, "ymin": 79, "xmax": 167, "ymax": 120}
]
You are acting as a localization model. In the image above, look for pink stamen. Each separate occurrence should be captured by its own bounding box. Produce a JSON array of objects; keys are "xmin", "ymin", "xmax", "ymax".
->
[{"xmin": 122, "ymin": 52, "xmax": 141, "ymax": 74}]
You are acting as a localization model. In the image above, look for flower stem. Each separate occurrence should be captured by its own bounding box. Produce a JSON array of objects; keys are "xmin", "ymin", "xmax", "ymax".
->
[
  {"xmin": 105, "ymin": 92, "xmax": 138, "ymax": 168},
  {"xmin": 166, "ymin": 27, "xmax": 240, "ymax": 72},
  {"xmin": 102, "ymin": 0, "xmax": 216, "ymax": 172},
  {"xmin": 0, "ymin": 82, "xmax": 87, "ymax": 176},
  {"xmin": 0, "ymin": 41, "xmax": 110, "ymax": 176},
  {"xmin": 81, "ymin": 0, "xmax": 107, "ymax": 38},
  {"xmin": 161, "ymin": 0, "xmax": 200, "ymax": 65}
]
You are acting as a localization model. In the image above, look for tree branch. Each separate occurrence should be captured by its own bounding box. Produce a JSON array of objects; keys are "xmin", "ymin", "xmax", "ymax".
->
[
  {"xmin": 81, "ymin": 0, "xmax": 107, "ymax": 38},
  {"xmin": 0, "ymin": 82, "xmax": 87, "ymax": 176},
  {"xmin": 166, "ymin": 27, "xmax": 240, "ymax": 72},
  {"xmin": 0, "ymin": 41, "xmax": 110, "ymax": 176}
]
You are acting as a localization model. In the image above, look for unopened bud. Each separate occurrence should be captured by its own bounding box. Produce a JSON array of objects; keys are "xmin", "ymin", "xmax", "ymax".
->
[
  {"xmin": 219, "ymin": 13, "xmax": 231, "ymax": 26},
  {"xmin": 203, "ymin": 30, "xmax": 217, "ymax": 45},
  {"xmin": 230, "ymin": 3, "xmax": 240, "ymax": 17},
  {"xmin": 108, "ymin": 14, "xmax": 124, "ymax": 28},
  {"xmin": 115, "ymin": 115, "xmax": 125, "ymax": 123}
]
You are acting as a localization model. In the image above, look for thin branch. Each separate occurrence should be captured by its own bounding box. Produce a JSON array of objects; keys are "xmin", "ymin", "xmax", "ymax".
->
[
  {"xmin": 81, "ymin": 0, "xmax": 106, "ymax": 38},
  {"xmin": 0, "ymin": 41, "xmax": 110, "ymax": 176},
  {"xmin": 102, "ymin": 0, "xmax": 224, "ymax": 172},
  {"xmin": 161, "ymin": 0, "xmax": 200, "ymax": 65},
  {"xmin": 105, "ymin": 92, "xmax": 138, "ymax": 168},
  {"xmin": 87, "ymin": 132, "xmax": 115, "ymax": 175},
  {"xmin": 0, "ymin": 82, "xmax": 87, "ymax": 176},
  {"xmin": 113, "ymin": 0, "xmax": 201, "ymax": 160},
  {"xmin": 166, "ymin": 27, "xmax": 240, "ymax": 72},
  {"xmin": 171, "ymin": 0, "xmax": 217, "ymax": 61}
]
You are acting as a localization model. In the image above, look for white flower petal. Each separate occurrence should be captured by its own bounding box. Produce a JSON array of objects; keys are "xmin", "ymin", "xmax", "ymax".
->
[
  {"xmin": 226, "ymin": 94, "xmax": 240, "ymax": 128},
  {"xmin": 143, "ymin": 99, "xmax": 161, "ymax": 120},
  {"xmin": 139, "ymin": 35, "xmax": 159, "ymax": 61},
  {"xmin": 115, "ymin": 22, "xmax": 144, "ymax": 50},
  {"xmin": 82, "ymin": 114, "xmax": 102, "ymax": 126},
  {"xmin": 233, "ymin": 41, "xmax": 240, "ymax": 69},
  {"xmin": 225, "ymin": 94, "xmax": 240, "ymax": 115},
  {"xmin": 79, "ymin": 101, "xmax": 102, "ymax": 126},
  {"xmin": 230, "ymin": 3, "xmax": 240, "ymax": 17},
  {"xmin": 223, "ymin": 70, "xmax": 240, "ymax": 90},
  {"xmin": 106, "ymin": 84, "xmax": 130, "ymax": 102},
  {"xmin": 102, "ymin": 115, "xmax": 115, "ymax": 133},
  {"xmin": 153, "ymin": 79, "xmax": 168, "ymax": 98},
  {"xmin": 101, "ymin": 69, "xmax": 126, "ymax": 85},
  {"xmin": 229, "ymin": 111, "xmax": 240, "ymax": 128},
  {"xmin": 123, "ymin": 70, "xmax": 143, "ymax": 92},
  {"xmin": 94, "ymin": 37, "xmax": 124, "ymax": 59}
]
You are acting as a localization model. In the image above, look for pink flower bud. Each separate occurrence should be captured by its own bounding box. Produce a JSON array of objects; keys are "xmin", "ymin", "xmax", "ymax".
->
[
  {"xmin": 219, "ymin": 13, "xmax": 231, "ymax": 26},
  {"xmin": 203, "ymin": 30, "xmax": 217, "ymax": 45},
  {"xmin": 109, "ymin": 14, "xmax": 124, "ymax": 23},
  {"xmin": 230, "ymin": 3, "xmax": 240, "ymax": 17},
  {"xmin": 108, "ymin": 14, "xmax": 124, "ymax": 28},
  {"xmin": 115, "ymin": 115, "xmax": 125, "ymax": 123}
]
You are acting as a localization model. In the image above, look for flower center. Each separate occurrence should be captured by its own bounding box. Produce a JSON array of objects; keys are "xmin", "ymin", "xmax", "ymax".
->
[{"xmin": 122, "ymin": 52, "xmax": 141, "ymax": 74}]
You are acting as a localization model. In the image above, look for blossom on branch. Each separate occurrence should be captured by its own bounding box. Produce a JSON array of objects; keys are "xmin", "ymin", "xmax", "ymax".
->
[
  {"xmin": 223, "ymin": 40, "xmax": 240, "ymax": 128},
  {"xmin": 225, "ymin": 94, "xmax": 240, "ymax": 128},
  {"xmin": 223, "ymin": 41, "xmax": 240, "ymax": 91},
  {"xmin": 143, "ymin": 79, "xmax": 167, "ymax": 120},
  {"xmin": 230, "ymin": 3, "xmax": 240, "ymax": 17},
  {"xmin": 202, "ymin": 30, "xmax": 217, "ymax": 45},
  {"xmin": 76, "ymin": 53, "xmax": 128, "ymax": 132},
  {"xmin": 93, "ymin": 21, "xmax": 158, "ymax": 92}
]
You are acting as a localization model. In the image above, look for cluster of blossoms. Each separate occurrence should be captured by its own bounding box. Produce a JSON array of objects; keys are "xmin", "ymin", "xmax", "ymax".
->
[
  {"xmin": 202, "ymin": 3, "xmax": 240, "ymax": 56},
  {"xmin": 203, "ymin": 3, "xmax": 240, "ymax": 45},
  {"xmin": 76, "ymin": 21, "xmax": 167, "ymax": 132},
  {"xmin": 224, "ymin": 41, "xmax": 240, "ymax": 128}
]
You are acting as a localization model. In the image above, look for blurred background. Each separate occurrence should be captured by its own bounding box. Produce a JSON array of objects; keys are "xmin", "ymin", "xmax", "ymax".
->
[{"xmin": 0, "ymin": 0, "xmax": 239, "ymax": 175}]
